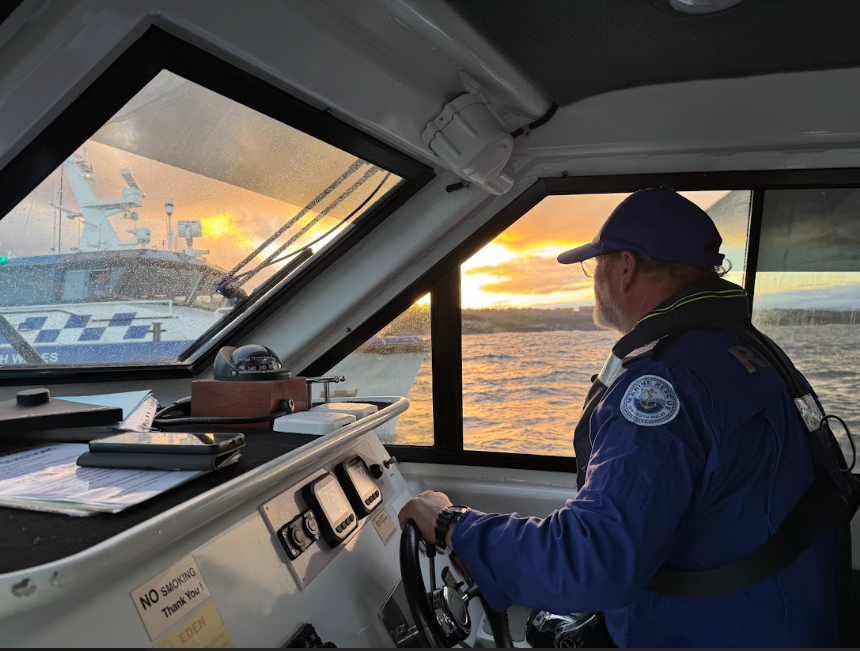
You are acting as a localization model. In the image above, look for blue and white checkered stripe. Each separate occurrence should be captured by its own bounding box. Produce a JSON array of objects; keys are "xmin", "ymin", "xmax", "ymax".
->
[
  {"xmin": 0, "ymin": 305, "xmax": 221, "ymax": 348},
  {"xmin": 0, "ymin": 305, "xmax": 223, "ymax": 364},
  {"xmin": 11, "ymin": 312, "xmax": 151, "ymax": 344}
]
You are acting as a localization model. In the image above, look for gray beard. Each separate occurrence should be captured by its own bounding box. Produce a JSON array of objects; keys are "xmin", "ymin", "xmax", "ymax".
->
[{"xmin": 593, "ymin": 277, "xmax": 631, "ymax": 334}]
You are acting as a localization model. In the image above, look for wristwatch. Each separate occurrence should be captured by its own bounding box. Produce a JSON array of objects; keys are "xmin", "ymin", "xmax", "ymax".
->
[{"xmin": 435, "ymin": 505, "xmax": 470, "ymax": 551}]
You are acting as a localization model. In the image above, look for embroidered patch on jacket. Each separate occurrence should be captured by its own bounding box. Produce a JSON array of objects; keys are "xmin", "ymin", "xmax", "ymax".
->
[{"xmin": 620, "ymin": 375, "xmax": 679, "ymax": 426}]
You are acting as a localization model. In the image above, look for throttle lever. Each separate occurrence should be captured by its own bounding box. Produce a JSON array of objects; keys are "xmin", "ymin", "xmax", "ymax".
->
[
  {"xmin": 441, "ymin": 566, "xmax": 464, "ymax": 592},
  {"xmin": 462, "ymin": 583, "xmax": 480, "ymax": 603}
]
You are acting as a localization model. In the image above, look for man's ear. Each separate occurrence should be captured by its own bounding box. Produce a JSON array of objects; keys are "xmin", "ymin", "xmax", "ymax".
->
[{"xmin": 618, "ymin": 250, "xmax": 638, "ymax": 294}]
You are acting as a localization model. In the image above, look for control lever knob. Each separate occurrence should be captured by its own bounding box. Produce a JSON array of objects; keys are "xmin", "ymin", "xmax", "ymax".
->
[
  {"xmin": 17, "ymin": 388, "xmax": 50, "ymax": 406},
  {"xmin": 369, "ymin": 463, "xmax": 384, "ymax": 479}
]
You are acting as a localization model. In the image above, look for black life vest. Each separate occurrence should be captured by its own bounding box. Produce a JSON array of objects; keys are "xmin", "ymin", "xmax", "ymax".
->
[{"xmin": 573, "ymin": 278, "xmax": 860, "ymax": 597}]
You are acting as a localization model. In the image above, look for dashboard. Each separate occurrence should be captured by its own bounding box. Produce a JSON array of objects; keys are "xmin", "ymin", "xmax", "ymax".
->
[
  {"xmin": 262, "ymin": 453, "xmax": 386, "ymax": 585},
  {"xmin": 0, "ymin": 400, "xmax": 429, "ymax": 648}
]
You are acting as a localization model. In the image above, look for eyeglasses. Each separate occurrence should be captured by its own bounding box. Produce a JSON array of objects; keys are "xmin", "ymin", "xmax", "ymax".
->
[{"xmin": 581, "ymin": 258, "xmax": 598, "ymax": 279}]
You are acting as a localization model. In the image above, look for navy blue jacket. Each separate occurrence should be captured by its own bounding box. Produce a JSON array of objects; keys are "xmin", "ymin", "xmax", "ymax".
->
[{"xmin": 452, "ymin": 329, "xmax": 837, "ymax": 647}]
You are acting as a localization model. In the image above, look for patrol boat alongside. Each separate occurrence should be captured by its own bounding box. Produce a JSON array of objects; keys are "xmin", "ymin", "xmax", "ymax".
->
[{"xmin": 0, "ymin": 152, "xmax": 229, "ymax": 365}]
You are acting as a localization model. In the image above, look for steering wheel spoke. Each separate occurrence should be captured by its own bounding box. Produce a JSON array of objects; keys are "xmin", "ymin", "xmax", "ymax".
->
[{"xmin": 400, "ymin": 520, "xmax": 512, "ymax": 648}]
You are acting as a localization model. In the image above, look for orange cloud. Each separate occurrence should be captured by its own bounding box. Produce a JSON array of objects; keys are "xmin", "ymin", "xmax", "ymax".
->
[
  {"xmin": 460, "ymin": 190, "xmax": 737, "ymax": 306},
  {"xmin": 493, "ymin": 191, "xmax": 732, "ymax": 255},
  {"xmin": 468, "ymin": 255, "xmax": 593, "ymax": 296},
  {"xmin": 494, "ymin": 194, "xmax": 628, "ymax": 252}
]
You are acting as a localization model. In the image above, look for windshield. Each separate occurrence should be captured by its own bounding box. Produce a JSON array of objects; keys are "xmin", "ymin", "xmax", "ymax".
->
[{"xmin": 0, "ymin": 71, "xmax": 402, "ymax": 367}]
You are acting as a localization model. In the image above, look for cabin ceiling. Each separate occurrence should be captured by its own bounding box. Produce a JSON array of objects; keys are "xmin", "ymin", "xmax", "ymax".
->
[{"xmin": 447, "ymin": 0, "xmax": 860, "ymax": 106}]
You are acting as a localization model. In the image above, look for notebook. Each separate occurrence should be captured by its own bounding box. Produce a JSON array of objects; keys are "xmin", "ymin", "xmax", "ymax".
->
[{"xmin": 19, "ymin": 391, "xmax": 158, "ymax": 442}]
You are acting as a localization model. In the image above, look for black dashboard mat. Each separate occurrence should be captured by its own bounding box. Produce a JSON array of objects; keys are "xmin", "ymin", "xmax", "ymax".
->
[{"xmin": 0, "ymin": 429, "xmax": 318, "ymax": 574}]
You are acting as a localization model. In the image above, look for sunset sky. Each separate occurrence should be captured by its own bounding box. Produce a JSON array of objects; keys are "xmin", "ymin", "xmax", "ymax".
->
[
  {"xmin": 0, "ymin": 141, "xmax": 398, "ymax": 292},
  {"xmin": 459, "ymin": 189, "xmax": 860, "ymax": 311},
  {"xmin": 460, "ymin": 191, "xmax": 739, "ymax": 309}
]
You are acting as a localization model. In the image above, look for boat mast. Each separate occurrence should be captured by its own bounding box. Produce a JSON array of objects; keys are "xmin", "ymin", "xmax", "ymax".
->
[
  {"xmin": 55, "ymin": 153, "xmax": 146, "ymax": 252},
  {"xmin": 58, "ymin": 164, "xmax": 64, "ymax": 252},
  {"xmin": 165, "ymin": 197, "xmax": 174, "ymax": 252}
]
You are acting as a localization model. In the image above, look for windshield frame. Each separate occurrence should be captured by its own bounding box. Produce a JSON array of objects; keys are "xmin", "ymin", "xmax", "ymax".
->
[{"xmin": 0, "ymin": 28, "xmax": 433, "ymax": 384}]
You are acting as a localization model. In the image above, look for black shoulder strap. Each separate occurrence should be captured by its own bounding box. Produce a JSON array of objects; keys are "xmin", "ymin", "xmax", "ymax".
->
[{"xmin": 648, "ymin": 480, "xmax": 848, "ymax": 596}]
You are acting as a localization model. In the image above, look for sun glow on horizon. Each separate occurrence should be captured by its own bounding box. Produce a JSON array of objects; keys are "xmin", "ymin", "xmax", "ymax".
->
[{"xmin": 459, "ymin": 190, "xmax": 740, "ymax": 310}]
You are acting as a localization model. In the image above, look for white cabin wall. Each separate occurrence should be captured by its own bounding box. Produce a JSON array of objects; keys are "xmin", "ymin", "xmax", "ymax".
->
[{"xmin": 228, "ymin": 60, "xmax": 860, "ymax": 370}]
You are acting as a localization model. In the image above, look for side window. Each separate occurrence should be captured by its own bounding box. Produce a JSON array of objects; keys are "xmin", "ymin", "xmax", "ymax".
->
[
  {"xmin": 461, "ymin": 190, "xmax": 751, "ymax": 456},
  {"xmin": 751, "ymin": 188, "xmax": 860, "ymax": 440},
  {"xmin": 317, "ymin": 296, "xmax": 432, "ymax": 445},
  {"xmin": 0, "ymin": 267, "xmax": 56, "ymax": 306}
]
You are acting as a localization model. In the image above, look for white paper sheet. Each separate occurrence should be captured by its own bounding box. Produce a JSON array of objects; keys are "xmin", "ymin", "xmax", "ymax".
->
[{"xmin": 0, "ymin": 443, "xmax": 201, "ymax": 516}]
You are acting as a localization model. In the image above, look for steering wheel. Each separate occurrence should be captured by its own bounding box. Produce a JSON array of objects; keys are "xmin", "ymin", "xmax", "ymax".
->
[{"xmin": 400, "ymin": 521, "xmax": 513, "ymax": 648}]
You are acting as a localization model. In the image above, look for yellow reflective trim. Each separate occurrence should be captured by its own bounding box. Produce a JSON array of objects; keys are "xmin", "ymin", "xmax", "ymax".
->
[{"xmin": 638, "ymin": 290, "xmax": 747, "ymax": 324}]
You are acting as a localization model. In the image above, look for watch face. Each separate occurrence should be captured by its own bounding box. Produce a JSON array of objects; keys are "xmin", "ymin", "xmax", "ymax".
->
[{"xmin": 437, "ymin": 507, "xmax": 468, "ymax": 549}]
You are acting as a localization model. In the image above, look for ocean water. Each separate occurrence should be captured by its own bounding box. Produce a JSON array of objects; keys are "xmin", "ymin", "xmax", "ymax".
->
[{"xmin": 389, "ymin": 325, "xmax": 860, "ymax": 458}]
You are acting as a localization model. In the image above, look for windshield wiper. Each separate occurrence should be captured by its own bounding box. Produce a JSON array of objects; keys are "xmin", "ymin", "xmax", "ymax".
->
[
  {"xmin": 215, "ymin": 159, "xmax": 370, "ymax": 299},
  {"xmin": 0, "ymin": 313, "xmax": 45, "ymax": 365},
  {"xmin": 222, "ymin": 159, "xmax": 367, "ymax": 278},
  {"xmin": 233, "ymin": 166, "xmax": 381, "ymax": 289},
  {"xmin": 216, "ymin": 158, "xmax": 389, "ymax": 300},
  {"xmin": 230, "ymin": 171, "xmax": 392, "ymax": 288},
  {"xmin": 217, "ymin": 247, "xmax": 314, "ymax": 300}
]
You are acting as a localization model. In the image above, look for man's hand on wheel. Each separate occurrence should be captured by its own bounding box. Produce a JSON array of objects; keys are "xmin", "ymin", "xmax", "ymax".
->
[{"xmin": 398, "ymin": 490, "xmax": 454, "ymax": 546}]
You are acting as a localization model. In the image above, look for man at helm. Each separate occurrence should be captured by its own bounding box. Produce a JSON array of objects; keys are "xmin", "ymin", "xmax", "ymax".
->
[{"xmin": 400, "ymin": 188, "xmax": 848, "ymax": 647}]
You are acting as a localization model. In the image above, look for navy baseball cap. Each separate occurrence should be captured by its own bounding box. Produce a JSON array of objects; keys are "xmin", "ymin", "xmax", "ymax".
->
[{"xmin": 557, "ymin": 188, "xmax": 725, "ymax": 267}]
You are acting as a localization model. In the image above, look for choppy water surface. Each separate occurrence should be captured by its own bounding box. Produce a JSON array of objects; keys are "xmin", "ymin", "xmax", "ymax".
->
[{"xmin": 390, "ymin": 325, "xmax": 860, "ymax": 458}]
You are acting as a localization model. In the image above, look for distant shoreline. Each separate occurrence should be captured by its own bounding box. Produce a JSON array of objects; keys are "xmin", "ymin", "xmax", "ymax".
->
[
  {"xmin": 380, "ymin": 305, "xmax": 860, "ymax": 338},
  {"xmin": 462, "ymin": 307, "xmax": 598, "ymax": 334}
]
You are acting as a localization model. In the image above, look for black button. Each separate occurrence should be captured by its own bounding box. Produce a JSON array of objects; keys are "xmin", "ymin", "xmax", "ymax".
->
[
  {"xmin": 289, "ymin": 526, "xmax": 306, "ymax": 547},
  {"xmin": 17, "ymin": 388, "xmax": 51, "ymax": 407},
  {"xmin": 336, "ymin": 524, "xmax": 343, "ymax": 533},
  {"xmin": 364, "ymin": 497, "xmax": 371, "ymax": 505},
  {"xmin": 303, "ymin": 513, "xmax": 319, "ymax": 537},
  {"xmin": 348, "ymin": 514, "xmax": 355, "ymax": 524},
  {"xmin": 373, "ymin": 490, "xmax": 380, "ymax": 499}
]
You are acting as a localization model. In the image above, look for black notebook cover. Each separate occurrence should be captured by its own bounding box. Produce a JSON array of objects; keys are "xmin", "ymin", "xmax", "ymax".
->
[{"xmin": 0, "ymin": 397, "xmax": 123, "ymax": 435}]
